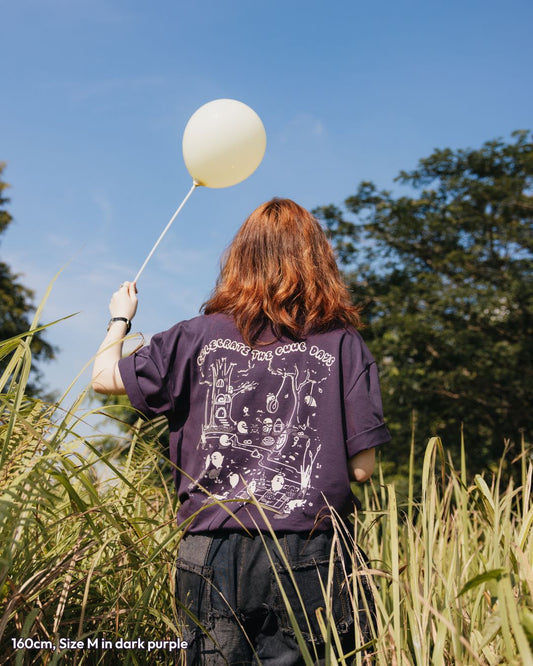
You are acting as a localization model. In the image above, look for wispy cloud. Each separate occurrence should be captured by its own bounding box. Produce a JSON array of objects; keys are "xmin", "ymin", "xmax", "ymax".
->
[
  {"xmin": 277, "ymin": 113, "xmax": 327, "ymax": 145},
  {"xmin": 92, "ymin": 193, "xmax": 114, "ymax": 225}
]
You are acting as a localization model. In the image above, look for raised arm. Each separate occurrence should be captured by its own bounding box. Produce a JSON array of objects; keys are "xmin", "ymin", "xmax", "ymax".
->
[{"xmin": 92, "ymin": 281, "xmax": 138, "ymax": 395}]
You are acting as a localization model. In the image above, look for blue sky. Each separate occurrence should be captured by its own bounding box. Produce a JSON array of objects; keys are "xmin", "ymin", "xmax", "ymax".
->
[{"xmin": 2, "ymin": 0, "xmax": 532, "ymax": 397}]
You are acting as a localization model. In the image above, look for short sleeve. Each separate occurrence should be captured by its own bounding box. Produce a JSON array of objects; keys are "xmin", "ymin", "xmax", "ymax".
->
[
  {"xmin": 342, "ymin": 333, "xmax": 391, "ymax": 457},
  {"xmin": 118, "ymin": 324, "xmax": 186, "ymax": 419}
]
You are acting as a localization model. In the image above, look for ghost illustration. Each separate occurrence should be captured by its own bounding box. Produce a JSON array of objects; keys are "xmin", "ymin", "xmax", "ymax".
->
[
  {"xmin": 206, "ymin": 451, "xmax": 224, "ymax": 482},
  {"xmin": 271, "ymin": 474, "xmax": 285, "ymax": 492},
  {"xmin": 246, "ymin": 479, "xmax": 257, "ymax": 497}
]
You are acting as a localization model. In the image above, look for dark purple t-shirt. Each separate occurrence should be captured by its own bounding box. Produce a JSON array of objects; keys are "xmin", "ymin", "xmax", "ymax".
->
[{"xmin": 118, "ymin": 313, "xmax": 390, "ymax": 532}]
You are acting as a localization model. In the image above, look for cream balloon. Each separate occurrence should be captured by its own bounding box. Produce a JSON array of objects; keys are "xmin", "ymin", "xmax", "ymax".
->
[
  {"xmin": 133, "ymin": 99, "xmax": 266, "ymax": 283},
  {"xmin": 182, "ymin": 99, "xmax": 266, "ymax": 188}
]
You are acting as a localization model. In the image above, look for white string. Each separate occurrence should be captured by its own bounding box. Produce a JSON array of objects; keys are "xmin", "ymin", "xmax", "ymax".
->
[{"xmin": 133, "ymin": 181, "xmax": 199, "ymax": 283}]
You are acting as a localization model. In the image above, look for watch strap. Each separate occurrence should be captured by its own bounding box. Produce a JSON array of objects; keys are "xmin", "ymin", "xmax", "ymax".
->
[{"xmin": 107, "ymin": 317, "xmax": 132, "ymax": 334}]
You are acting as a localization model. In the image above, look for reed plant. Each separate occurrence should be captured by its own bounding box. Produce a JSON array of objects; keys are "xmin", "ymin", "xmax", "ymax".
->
[
  {"xmin": 1, "ymin": 303, "xmax": 183, "ymax": 665},
  {"xmin": 359, "ymin": 435, "xmax": 533, "ymax": 665},
  {"xmin": 0, "ymin": 305, "xmax": 531, "ymax": 664}
]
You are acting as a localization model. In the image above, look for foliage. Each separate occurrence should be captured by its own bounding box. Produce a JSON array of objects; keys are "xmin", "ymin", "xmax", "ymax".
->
[
  {"xmin": 1, "ymin": 303, "xmax": 532, "ymax": 664},
  {"xmin": 315, "ymin": 131, "xmax": 533, "ymax": 473},
  {"xmin": 360, "ymin": 435, "xmax": 533, "ymax": 665},
  {"xmin": 90, "ymin": 391, "xmax": 171, "ymax": 480},
  {"xmin": 0, "ymin": 321, "xmax": 182, "ymax": 665},
  {"xmin": 0, "ymin": 162, "xmax": 56, "ymax": 394}
]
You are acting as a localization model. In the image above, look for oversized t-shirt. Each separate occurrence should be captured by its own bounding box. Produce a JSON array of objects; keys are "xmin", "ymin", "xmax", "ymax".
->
[{"xmin": 118, "ymin": 313, "xmax": 390, "ymax": 533}]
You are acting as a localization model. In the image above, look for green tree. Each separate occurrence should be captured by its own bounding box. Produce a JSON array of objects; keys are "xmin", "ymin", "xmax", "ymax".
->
[
  {"xmin": 0, "ymin": 162, "xmax": 56, "ymax": 392},
  {"xmin": 315, "ymin": 131, "xmax": 532, "ymax": 475}
]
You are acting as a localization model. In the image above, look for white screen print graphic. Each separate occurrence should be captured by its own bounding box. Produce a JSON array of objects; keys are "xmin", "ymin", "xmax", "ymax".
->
[{"xmin": 195, "ymin": 340, "xmax": 336, "ymax": 519}]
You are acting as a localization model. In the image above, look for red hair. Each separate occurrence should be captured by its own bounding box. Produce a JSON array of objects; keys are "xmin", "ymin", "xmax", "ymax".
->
[{"xmin": 202, "ymin": 198, "xmax": 362, "ymax": 346}]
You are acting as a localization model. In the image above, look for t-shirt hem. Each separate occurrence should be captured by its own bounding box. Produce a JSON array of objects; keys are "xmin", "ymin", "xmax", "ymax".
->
[
  {"xmin": 346, "ymin": 422, "xmax": 391, "ymax": 457},
  {"xmin": 118, "ymin": 356, "xmax": 154, "ymax": 418}
]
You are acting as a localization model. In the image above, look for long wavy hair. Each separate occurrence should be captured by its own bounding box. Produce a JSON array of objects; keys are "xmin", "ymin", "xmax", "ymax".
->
[{"xmin": 202, "ymin": 198, "xmax": 362, "ymax": 347}]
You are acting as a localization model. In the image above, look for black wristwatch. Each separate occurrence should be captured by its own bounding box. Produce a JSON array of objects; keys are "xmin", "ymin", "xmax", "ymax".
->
[{"xmin": 107, "ymin": 317, "xmax": 132, "ymax": 334}]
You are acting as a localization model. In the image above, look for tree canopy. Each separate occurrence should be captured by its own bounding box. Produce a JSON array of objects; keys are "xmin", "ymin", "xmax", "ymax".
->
[
  {"xmin": 0, "ymin": 162, "xmax": 56, "ymax": 392},
  {"xmin": 315, "ymin": 130, "xmax": 533, "ymax": 475}
]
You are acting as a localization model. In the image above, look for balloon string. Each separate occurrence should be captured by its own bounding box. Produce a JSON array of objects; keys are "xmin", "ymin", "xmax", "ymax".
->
[{"xmin": 133, "ymin": 181, "xmax": 199, "ymax": 283}]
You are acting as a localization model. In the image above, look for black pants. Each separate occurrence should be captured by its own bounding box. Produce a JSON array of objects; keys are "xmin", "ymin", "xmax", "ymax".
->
[{"xmin": 175, "ymin": 530, "xmax": 376, "ymax": 665}]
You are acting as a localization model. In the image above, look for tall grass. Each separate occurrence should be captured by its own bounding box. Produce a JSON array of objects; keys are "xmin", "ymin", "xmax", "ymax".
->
[
  {"xmin": 361, "ymin": 436, "xmax": 533, "ymax": 665},
  {"xmin": 1, "ymin": 314, "xmax": 532, "ymax": 664},
  {"xmin": 1, "ymin": 318, "xmax": 182, "ymax": 665}
]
